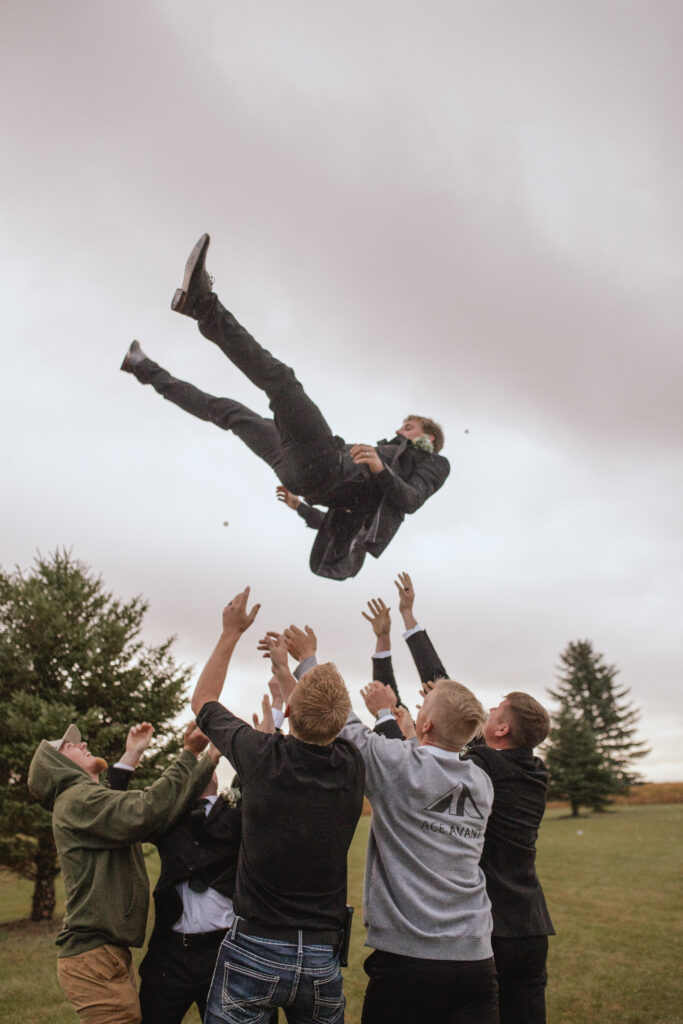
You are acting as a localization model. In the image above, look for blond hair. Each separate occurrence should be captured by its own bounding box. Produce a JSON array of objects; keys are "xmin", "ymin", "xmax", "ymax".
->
[
  {"xmin": 428, "ymin": 679, "xmax": 486, "ymax": 749},
  {"xmin": 503, "ymin": 692, "xmax": 551, "ymax": 748},
  {"xmin": 289, "ymin": 662, "xmax": 351, "ymax": 745}
]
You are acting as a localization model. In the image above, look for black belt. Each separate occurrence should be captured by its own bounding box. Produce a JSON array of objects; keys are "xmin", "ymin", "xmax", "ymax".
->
[
  {"xmin": 171, "ymin": 928, "xmax": 228, "ymax": 949},
  {"xmin": 235, "ymin": 919, "xmax": 342, "ymax": 947}
]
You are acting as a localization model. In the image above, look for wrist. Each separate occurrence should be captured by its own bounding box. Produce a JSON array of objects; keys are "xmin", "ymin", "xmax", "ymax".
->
[
  {"xmin": 374, "ymin": 635, "xmax": 391, "ymax": 653},
  {"xmin": 401, "ymin": 612, "xmax": 418, "ymax": 630}
]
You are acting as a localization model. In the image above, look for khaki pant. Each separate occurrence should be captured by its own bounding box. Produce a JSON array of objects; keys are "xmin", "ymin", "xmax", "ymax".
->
[{"xmin": 57, "ymin": 944, "xmax": 141, "ymax": 1024}]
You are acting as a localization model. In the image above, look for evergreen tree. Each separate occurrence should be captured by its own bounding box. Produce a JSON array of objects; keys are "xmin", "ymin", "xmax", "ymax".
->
[
  {"xmin": 546, "ymin": 639, "xmax": 649, "ymax": 812},
  {"xmin": 0, "ymin": 549, "xmax": 192, "ymax": 920},
  {"xmin": 545, "ymin": 705, "xmax": 617, "ymax": 816}
]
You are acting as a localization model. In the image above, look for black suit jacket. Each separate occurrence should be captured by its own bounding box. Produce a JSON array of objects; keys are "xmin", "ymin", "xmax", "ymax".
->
[
  {"xmin": 464, "ymin": 745, "xmax": 554, "ymax": 938},
  {"xmin": 297, "ymin": 437, "xmax": 450, "ymax": 580},
  {"xmin": 106, "ymin": 765, "xmax": 242, "ymax": 939}
]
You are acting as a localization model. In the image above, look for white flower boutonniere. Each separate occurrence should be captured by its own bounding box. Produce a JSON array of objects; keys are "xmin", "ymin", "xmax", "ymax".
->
[
  {"xmin": 219, "ymin": 785, "xmax": 242, "ymax": 808},
  {"xmin": 411, "ymin": 434, "xmax": 435, "ymax": 454}
]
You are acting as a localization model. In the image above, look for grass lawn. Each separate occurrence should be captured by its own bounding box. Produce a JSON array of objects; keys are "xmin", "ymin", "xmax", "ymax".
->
[{"xmin": 1, "ymin": 804, "xmax": 681, "ymax": 1023}]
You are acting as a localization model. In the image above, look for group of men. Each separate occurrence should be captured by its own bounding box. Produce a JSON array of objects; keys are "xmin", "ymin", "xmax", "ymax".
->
[{"xmin": 29, "ymin": 574, "xmax": 553, "ymax": 1024}]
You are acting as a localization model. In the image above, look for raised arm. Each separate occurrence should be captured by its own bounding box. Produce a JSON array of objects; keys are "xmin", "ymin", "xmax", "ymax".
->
[
  {"xmin": 362, "ymin": 597, "xmax": 402, "ymax": 705},
  {"xmin": 107, "ymin": 722, "xmax": 155, "ymax": 790},
  {"xmin": 394, "ymin": 572, "xmax": 449, "ymax": 683},
  {"xmin": 283, "ymin": 623, "xmax": 318, "ymax": 680},
  {"xmin": 277, "ymin": 485, "xmax": 325, "ymax": 530},
  {"xmin": 191, "ymin": 588, "xmax": 261, "ymax": 715},
  {"xmin": 258, "ymin": 631, "xmax": 298, "ymax": 704}
]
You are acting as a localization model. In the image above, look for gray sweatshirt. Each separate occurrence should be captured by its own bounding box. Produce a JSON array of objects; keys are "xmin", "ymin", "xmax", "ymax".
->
[{"xmin": 341, "ymin": 712, "xmax": 493, "ymax": 960}]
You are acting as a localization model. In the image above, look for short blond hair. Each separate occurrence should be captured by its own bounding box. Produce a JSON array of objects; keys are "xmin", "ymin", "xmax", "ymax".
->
[
  {"xmin": 289, "ymin": 662, "xmax": 351, "ymax": 745},
  {"xmin": 429, "ymin": 679, "xmax": 486, "ymax": 749},
  {"xmin": 503, "ymin": 692, "xmax": 551, "ymax": 748}
]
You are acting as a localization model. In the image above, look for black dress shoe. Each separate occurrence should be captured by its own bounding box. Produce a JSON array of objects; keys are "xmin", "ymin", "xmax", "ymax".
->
[
  {"xmin": 171, "ymin": 233, "xmax": 213, "ymax": 317},
  {"xmin": 120, "ymin": 339, "xmax": 147, "ymax": 372}
]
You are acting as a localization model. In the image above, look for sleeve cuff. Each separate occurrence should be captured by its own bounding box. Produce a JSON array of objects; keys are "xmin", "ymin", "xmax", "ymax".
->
[
  {"xmin": 376, "ymin": 709, "xmax": 395, "ymax": 722},
  {"xmin": 272, "ymin": 708, "xmax": 285, "ymax": 729},
  {"xmin": 111, "ymin": 762, "xmax": 135, "ymax": 772},
  {"xmin": 402, "ymin": 624, "xmax": 424, "ymax": 640},
  {"xmin": 294, "ymin": 655, "xmax": 317, "ymax": 680},
  {"xmin": 372, "ymin": 650, "xmax": 392, "ymax": 659}
]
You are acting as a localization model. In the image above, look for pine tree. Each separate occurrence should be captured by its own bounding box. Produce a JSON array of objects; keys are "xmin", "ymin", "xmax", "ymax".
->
[
  {"xmin": 546, "ymin": 639, "xmax": 649, "ymax": 813},
  {"xmin": 545, "ymin": 705, "xmax": 617, "ymax": 816},
  {"xmin": 0, "ymin": 549, "xmax": 192, "ymax": 920}
]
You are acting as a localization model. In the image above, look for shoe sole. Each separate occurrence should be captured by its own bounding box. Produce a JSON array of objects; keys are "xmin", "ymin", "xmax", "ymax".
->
[
  {"xmin": 171, "ymin": 232, "xmax": 210, "ymax": 313},
  {"xmin": 120, "ymin": 341, "xmax": 141, "ymax": 372}
]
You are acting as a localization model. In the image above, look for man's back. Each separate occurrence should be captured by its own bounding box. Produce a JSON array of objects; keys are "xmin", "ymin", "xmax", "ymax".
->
[
  {"xmin": 342, "ymin": 713, "xmax": 493, "ymax": 960},
  {"xmin": 197, "ymin": 701, "xmax": 365, "ymax": 931},
  {"xmin": 465, "ymin": 744, "xmax": 554, "ymax": 938}
]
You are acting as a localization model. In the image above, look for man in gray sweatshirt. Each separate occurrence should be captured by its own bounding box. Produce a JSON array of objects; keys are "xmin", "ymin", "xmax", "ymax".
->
[{"xmin": 341, "ymin": 678, "xmax": 499, "ymax": 1024}]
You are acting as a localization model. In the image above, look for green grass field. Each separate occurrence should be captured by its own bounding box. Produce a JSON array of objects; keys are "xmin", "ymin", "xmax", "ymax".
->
[{"xmin": 1, "ymin": 804, "xmax": 681, "ymax": 1023}]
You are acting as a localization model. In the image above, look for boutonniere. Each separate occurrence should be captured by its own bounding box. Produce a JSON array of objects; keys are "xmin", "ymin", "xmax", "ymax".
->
[
  {"xmin": 410, "ymin": 434, "xmax": 434, "ymax": 454},
  {"xmin": 218, "ymin": 785, "xmax": 242, "ymax": 808}
]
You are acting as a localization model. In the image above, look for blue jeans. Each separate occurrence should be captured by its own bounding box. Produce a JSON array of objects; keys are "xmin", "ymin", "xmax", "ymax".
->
[{"xmin": 205, "ymin": 922, "xmax": 345, "ymax": 1024}]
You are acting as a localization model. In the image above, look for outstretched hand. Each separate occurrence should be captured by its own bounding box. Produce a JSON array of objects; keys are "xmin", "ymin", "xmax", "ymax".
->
[
  {"xmin": 362, "ymin": 598, "xmax": 391, "ymax": 638},
  {"xmin": 395, "ymin": 706, "xmax": 417, "ymax": 740},
  {"xmin": 222, "ymin": 587, "xmax": 260, "ymax": 637},
  {"xmin": 258, "ymin": 632, "xmax": 289, "ymax": 673},
  {"xmin": 283, "ymin": 624, "xmax": 317, "ymax": 662},
  {"xmin": 183, "ymin": 721, "xmax": 210, "ymax": 757},
  {"xmin": 276, "ymin": 485, "xmax": 301, "ymax": 510},
  {"xmin": 125, "ymin": 722, "xmax": 154, "ymax": 756},
  {"xmin": 253, "ymin": 694, "xmax": 276, "ymax": 734},
  {"xmin": 361, "ymin": 680, "xmax": 398, "ymax": 717},
  {"xmin": 394, "ymin": 572, "xmax": 415, "ymax": 615}
]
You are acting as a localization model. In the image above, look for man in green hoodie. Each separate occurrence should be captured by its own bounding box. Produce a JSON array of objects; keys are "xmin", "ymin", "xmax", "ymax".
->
[{"xmin": 28, "ymin": 721, "xmax": 219, "ymax": 1024}]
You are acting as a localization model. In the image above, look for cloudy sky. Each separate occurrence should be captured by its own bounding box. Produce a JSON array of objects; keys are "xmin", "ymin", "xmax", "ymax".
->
[{"xmin": 2, "ymin": 1, "xmax": 681, "ymax": 780}]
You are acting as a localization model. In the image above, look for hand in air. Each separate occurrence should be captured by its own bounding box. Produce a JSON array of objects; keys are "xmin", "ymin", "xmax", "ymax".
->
[
  {"xmin": 183, "ymin": 721, "xmax": 210, "ymax": 756},
  {"xmin": 125, "ymin": 722, "xmax": 154, "ymax": 756},
  {"xmin": 360, "ymin": 680, "xmax": 398, "ymax": 717},
  {"xmin": 362, "ymin": 598, "xmax": 391, "ymax": 637},
  {"xmin": 283, "ymin": 624, "xmax": 317, "ymax": 662},
  {"xmin": 222, "ymin": 587, "xmax": 260, "ymax": 636},
  {"xmin": 276, "ymin": 485, "xmax": 301, "ymax": 510},
  {"xmin": 394, "ymin": 572, "xmax": 415, "ymax": 615},
  {"xmin": 253, "ymin": 694, "xmax": 276, "ymax": 734},
  {"xmin": 257, "ymin": 632, "xmax": 289, "ymax": 673}
]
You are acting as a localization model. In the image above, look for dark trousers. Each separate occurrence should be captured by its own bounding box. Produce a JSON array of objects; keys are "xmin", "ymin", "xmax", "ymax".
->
[
  {"xmin": 138, "ymin": 931, "xmax": 225, "ymax": 1024},
  {"xmin": 491, "ymin": 935, "xmax": 548, "ymax": 1024},
  {"xmin": 362, "ymin": 950, "xmax": 499, "ymax": 1024},
  {"xmin": 135, "ymin": 294, "xmax": 341, "ymax": 497}
]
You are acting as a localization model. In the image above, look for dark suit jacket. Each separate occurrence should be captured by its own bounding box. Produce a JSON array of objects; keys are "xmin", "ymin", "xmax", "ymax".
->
[
  {"xmin": 297, "ymin": 437, "xmax": 450, "ymax": 580},
  {"xmin": 106, "ymin": 765, "xmax": 242, "ymax": 940}
]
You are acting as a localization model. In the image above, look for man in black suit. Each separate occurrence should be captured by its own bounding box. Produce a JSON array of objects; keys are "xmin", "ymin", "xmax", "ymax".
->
[
  {"xmin": 120, "ymin": 234, "xmax": 449, "ymax": 580},
  {"xmin": 107, "ymin": 725, "xmax": 244, "ymax": 1024},
  {"xmin": 362, "ymin": 577, "xmax": 555, "ymax": 1024}
]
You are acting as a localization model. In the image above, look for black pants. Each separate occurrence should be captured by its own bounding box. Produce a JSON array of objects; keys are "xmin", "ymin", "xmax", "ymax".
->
[
  {"xmin": 491, "ymin": 935, "xmax": 549, "ymax": 1024},
  {"xmin": 134, "ymin": 294, "xmax": 341, "ymax": 497},
  {"xmin": 139, "ymin": 931, "xmax": 279, "ymax": 1024},
  {"xmin": 138, "ymin": 931, "xmax": 225, "ymax": 1024},
  {"xmin": 362, "ymin": 950, "xmax": 499, "ymax": 1024}
]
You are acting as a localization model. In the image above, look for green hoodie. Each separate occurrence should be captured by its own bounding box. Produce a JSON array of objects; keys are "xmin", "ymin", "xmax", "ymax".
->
[{"xmin": 28, "ymin": 740, "xmax": 214, "ymax": 957}]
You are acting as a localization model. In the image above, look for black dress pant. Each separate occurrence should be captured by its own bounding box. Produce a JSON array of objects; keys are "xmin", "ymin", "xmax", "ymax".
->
[
  {"xmin": 138, "ymin": 931, "xmax": 224, "ymax": 1024},
  {"xmin": 491, "ymin": 935, "xmax": 549, "ymax": 1024},
  {"xmin": 361, "ymin": 949, "xmax": 499, "ymax": 1024}
]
